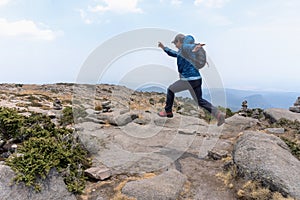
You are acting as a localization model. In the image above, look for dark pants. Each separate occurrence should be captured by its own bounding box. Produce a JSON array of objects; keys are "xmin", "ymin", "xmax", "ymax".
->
[{"xmin": 165, "ymin": 79, "xmax": 218, "ymax": 116}]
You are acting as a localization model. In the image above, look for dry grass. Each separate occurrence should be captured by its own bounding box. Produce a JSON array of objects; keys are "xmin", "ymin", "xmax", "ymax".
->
[
  {"xmin": 272, "ymin": 192, "xmax": 295, "ymax": 200},
  {"xmin": 237, "ymin": 181, "xmax": 270, "ymax": 200},
  {"xmin": 216, "ymin": 157, "xmax": 295, "ymax": 200}
]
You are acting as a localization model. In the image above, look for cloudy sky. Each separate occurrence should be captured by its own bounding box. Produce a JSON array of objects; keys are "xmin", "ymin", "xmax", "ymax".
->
[{"xmin": 0, "ymin": 0, "xmax": 299, "ymax": 92}]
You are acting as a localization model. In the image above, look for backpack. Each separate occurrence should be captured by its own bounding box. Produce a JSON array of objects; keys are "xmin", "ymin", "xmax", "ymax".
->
[
  {"xmin": 191, "ymin": 45, "xmax": 208, "ymax": 70},
  {"xmin": 182, "ymin": 36, "xmax": 208, "ymax": 70}
]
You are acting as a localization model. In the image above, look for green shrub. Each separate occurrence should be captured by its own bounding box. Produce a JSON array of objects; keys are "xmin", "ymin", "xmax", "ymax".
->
[
  {"xmin": 0, "ymin": 107, "xmax": 91, "ymax": 194},
  {"xmin": 281, "ymin": 137, "xmax": 300, "ymax": 160},
  {"xmin": 0, "ymin": 107, "xmax": 25, "ymax": 140},
  {"xmin": 59, "ymin": 106, "xmax": 88, "ymax": 126},
  {"xmin": 217, "ymin": 106, "xmax": 234, "ymax": 118},
  {"xmin": 273, "ymin": 119, "xmax": 300, "ymax": 130},
  {"xmin": 15, "ymin": 84, "xmax": 23, "ymax": 87},
  {"xmin": 158, "ymin": 97, "xmax": 165, "ymax": 104},
  {"xmin": 59, "ymin": 106, "xmax": 74, "ymax": 126},
  {"xmin": 6, "ymin": 135, "xmax": 90, "ymax": 193}
]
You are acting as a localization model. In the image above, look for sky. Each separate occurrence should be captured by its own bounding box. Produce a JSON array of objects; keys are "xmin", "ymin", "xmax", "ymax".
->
[{"xmin": 0, "ymin": 0, "xmax": 299, "ymax": 92}]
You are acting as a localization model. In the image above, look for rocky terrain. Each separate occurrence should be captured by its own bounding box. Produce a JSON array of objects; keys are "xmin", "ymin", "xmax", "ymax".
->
[{"xmin": 0, "ymin": 83, "xmax": 300, "ymax": 200}]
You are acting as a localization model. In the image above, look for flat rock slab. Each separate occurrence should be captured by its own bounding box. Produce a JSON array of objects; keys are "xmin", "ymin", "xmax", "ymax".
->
[
  {"xmin": 84, "ymin": 166, "xmax": 111, "ymax": 180},
  {"xmin": 122, "ymin": 169, "xmax": 187, "ymax": 200},
  {"xmin": 77, "ymin": 114, "xmax": 208, "ymax": 174},
  {"xmin": 221, "ymin": 114, "xmax": 259, "ymax": 138},
  {"xmin": 264, "ymin": 108, "xmax": 300, "ymax": 123},
  {"xmin": 233, "ymin": 131, "xmax": 300, "ymax": 199},
  {"xmin": 265, "ymin": 127, "xmax": 285, "ymax": 134}
]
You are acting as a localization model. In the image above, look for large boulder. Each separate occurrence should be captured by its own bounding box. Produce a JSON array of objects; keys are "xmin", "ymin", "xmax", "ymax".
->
[
  {"xmin": 233, "ymin": 131, "xmax": 300, "ymax": 199},
  {"xmin": 122, "ymin": 169, "xmax": 187, "ymax": 200},
  {"xmin": 264, "ymin": 108, "xmax": 300, "ymax": 123},
  {"xmin": 0, "ymin": 163, "xmax": 76, "ymax": 200}
]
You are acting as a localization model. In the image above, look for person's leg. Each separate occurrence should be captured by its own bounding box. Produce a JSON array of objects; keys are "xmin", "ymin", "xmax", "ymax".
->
[
  {"xmin": 188, "ymin": 79, "xmax": 217, "ymax": 115},
  {"xmin": 165, "ymin": 80, "xmax": 189, "ymax": 112},
  {"xmin": 188, "ymin": 79, "xmax": 225, "ymax": 125},
  {"xmin": 158, "ymin": 80, "xmax": 189, "ymax": 117}
]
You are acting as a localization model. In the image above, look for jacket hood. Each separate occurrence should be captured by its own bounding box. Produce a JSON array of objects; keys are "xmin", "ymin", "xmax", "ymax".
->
[{"xmin": 183, "ymin": 35, "xmax": 195, "ymax": 44}]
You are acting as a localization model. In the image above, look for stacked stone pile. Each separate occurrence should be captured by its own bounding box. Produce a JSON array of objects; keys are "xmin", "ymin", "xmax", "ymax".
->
[{"xmin": 289, "ymin": 97, "xmax": 300, "ymax": 113}]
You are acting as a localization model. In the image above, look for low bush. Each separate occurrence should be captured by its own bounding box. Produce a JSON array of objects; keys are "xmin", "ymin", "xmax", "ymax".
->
[{"xmin": 0, "ymin": 107, "xmax": 91, "ymax": 194}]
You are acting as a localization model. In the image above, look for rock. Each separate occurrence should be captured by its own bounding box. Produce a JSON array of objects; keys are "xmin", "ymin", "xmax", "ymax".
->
[
  {"xmin": 101, "ymin": 101, "xmax": 111, "ymax": 107},
  {"xmin": 207, "ymin": 149, "xmax": 228, "ymax": 160},
  {"xmin": 19, "ymin": 112, "xmax": 32, "ymax": 117},
  {"xmin": 265, "ymin": 127, "xmax": 285, "ymax": 134},
  {"xmin": 264, "ymin": 108, "xmax": 300, "ymax": 123},
  {"xmin": 133, "ymin": 113, "xmax": 151, "ymax": 125},
  {"xmin": 0, "ymin": 152, "xmax": 10, "ymax": 158},
  {"xmin": 294, "ymin": 97, "xmax": 300, "ymax": 106},
  {"xmin": 101, "ymin": 101, "xmax": 112, "ymax": 112},
  {"xmin": 233, "ymin": 131, "xmax": 300, "ymax": 199},
  {"xmin": 222, "ymin": 114, "xmax": 259, "ymax": 134},
  {"xmin": 85, "ymin": 108, "xmax": 95, "ymax": 115},
  {"xmin": 122, "ymin": 169, "xmax": 187, "ymax": 200},
  {"xmin": 0, "ymin": 140, "xmax": 5, "ymax": 148},
  {"xmin": 76, "ymin": 122, "xmax": 109, "ymax": 155},
  {"xmin": 47, "ymin": 111, "xmax": 56, "ymax": 119},
  {"xmin": 0, "ymin": 164, "xmax": 76, "ymax": 200},
  {"xmin": 251, "ymin": 109, "xmax": 261, "ymax": 119},
  {"xmin": 11, "ymin": 144, "xmax": 17, "ymax": 150},
  {"xmin": 53, "ymin": 99, "xmax": 62, "ymax": 110},
  {"xmin": 84, "ymin": 166, "xmax": 111, "ymax": 180},
  {"xmin": 84, "ymin": 116, "xmax": 105, "ymax": 124},
  {"xmin": 226, "ymin": 114, "xmax": 259, "ymax": 126},
  {"xmin": 289, "ymin": 97, "xmax": 300, "ymax": 113},
  {"xmin": 289, "ymin": 106, "xmax": 300, "ymax": 113},
  {"xmin": 113, "ymin": 113, "xmax": 139, "ymax": 126}
]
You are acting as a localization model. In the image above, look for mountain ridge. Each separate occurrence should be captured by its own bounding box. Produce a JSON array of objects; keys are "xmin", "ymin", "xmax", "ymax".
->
[{"xmin": 138, "ymin": 86, "xmax": 299, "ymax": 111}]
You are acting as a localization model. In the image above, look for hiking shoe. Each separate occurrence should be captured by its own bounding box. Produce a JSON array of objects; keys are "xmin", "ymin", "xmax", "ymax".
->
[
  {"xmin": 158, "ymin": 111, "xmax": 173, "ymax": 118},
  {"xmin": 217, "ymin": 112, "xmax": 225, "ymax": 126}
]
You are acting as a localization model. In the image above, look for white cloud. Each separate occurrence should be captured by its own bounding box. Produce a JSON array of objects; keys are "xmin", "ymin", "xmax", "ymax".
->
[
  {"xmin": 194, "ymin": 0, "xmax": 230, "ymax": 8},
  {"xmin": 88, "ymin": 0, "xmax": 143, "ymax": 14},
  {"xmin": 0, "ymin": 18, "xmax": 63, "ymax": 40},
  {"xmin": 78, "ymin": 9, "xmax": 93, "ymax": 24},
  {"xmin": 159, "ymin": 0, "xmax": 182, "ymax": 7},
  {"xmin": 0, "ymin": 0, "xmax": 10, "ymax": 7}
]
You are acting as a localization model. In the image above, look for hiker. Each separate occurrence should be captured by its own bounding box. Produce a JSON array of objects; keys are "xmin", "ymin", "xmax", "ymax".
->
[{"xmin": 157, "ymin": 33, "xmax": 225, "ymax": 126}]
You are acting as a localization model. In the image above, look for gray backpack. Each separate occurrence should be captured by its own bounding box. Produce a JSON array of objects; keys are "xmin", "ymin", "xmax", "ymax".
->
[
  {"xmin": 191, "ymin": 45, "xmax": 207, "ymax": 70},
  {"xmin": 182, "ymin": 44, "xmax": 208, "ymax": 70}
]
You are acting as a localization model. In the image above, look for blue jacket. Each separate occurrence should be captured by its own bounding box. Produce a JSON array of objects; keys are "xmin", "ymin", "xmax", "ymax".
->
[{"xmin": 163, "ymin": 35, "xmax": 201, "ymax": 81}]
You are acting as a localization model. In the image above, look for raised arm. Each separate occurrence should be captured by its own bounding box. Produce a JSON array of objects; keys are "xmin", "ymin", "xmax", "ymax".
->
[{"xmin": 158, "ymin": 42, "xmax": 178, "ymax": 57}]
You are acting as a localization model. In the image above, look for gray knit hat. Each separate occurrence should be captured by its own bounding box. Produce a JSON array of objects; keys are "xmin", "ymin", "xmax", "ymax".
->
[{"xmin": 171, "ymin": 33, "xmax": 185, "ymax": 43}]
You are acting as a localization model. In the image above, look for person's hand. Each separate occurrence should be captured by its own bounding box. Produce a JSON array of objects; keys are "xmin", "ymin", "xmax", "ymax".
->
[
  {"xmin": 192, "ymin": 43, "xmax": 205, "ymax": 52},
  {"xmin": 158, "ymin": 42, "xmax": 165, "ymax": 49}
]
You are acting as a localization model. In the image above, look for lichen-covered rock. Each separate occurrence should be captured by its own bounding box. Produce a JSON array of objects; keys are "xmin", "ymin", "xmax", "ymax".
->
[
  {"xmin": 264, "ymin": 108, "xmax": 300, "ymax": 123},
  {"xmin": 233, "ymin": 131, "xmax": 300, "ymax": 199},
  {"xmin": 0, "ymin": 164, "xmax": 76, "ymax": 200}
]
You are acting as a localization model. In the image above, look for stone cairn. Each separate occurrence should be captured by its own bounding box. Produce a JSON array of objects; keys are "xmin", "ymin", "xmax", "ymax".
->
[
  {"xmin": 238, "ymin": 100, "xmax": 248, "ymax": 117},
  {"xmin": 53, "ymin": 98, "xmax": 62, "ymax": 110},
  {"xmin": 289, "ymin": 97, "xmax": 300, "ymax": 113}
]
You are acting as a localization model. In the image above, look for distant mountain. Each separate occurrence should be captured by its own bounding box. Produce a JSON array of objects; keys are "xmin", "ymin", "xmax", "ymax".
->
[
  {"xmin": 137, "ymin": 86, "xmax": 167, "ymax": 94},
  {"xmin": 204, "ymin": 88, "xmax": 298, "ymax": 111},
  {"xmin": 138, "ymin": 86, "xmax": 299, "ymax": 112}
]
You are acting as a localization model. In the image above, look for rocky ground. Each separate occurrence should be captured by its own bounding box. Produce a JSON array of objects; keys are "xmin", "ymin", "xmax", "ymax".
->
[{"xmin": 0, "ymin": 83, "xmax": 300, "ymax": 200}]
